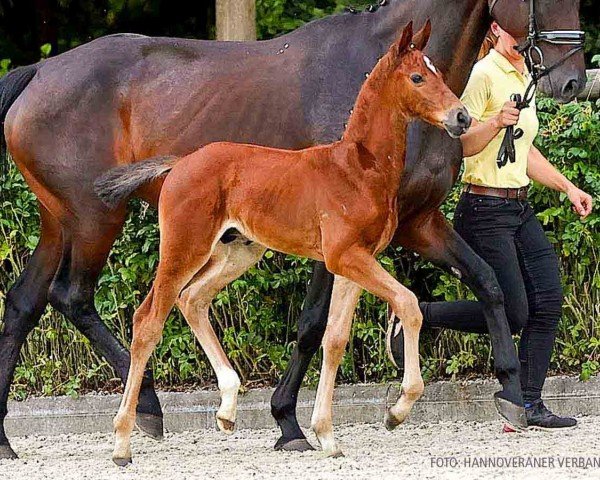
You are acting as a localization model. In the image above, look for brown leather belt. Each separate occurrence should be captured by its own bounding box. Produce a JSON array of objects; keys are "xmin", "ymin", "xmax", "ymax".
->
[{"xmin": 463, "ymin": 184, "xmax": 529, "ymax": 201}]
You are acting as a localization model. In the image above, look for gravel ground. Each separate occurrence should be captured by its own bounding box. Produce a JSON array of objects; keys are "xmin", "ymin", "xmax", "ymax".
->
[{"xmin": 1, "ymin": 417, "xmax": 599, "ymax": 480}]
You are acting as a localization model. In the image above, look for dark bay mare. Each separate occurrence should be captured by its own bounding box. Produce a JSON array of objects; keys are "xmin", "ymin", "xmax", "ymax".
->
[{"xmin": 0, "ymin": 0, "xmax": 586, "ymax": 458}]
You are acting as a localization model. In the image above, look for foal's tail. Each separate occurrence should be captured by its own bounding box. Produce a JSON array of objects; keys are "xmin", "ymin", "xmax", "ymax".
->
[
  {"xmin": 94, "ymin": 155, "xmax": 180, "ymax": 210},
  {"xmin": 0, "ymin": 64, "xmax": 38, "ymax": 182}
]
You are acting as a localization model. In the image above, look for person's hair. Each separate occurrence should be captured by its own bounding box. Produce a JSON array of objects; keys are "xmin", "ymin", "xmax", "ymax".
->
[{"xmin": 478, "ymin": 28, "xmax": 498, "ymax": 60}]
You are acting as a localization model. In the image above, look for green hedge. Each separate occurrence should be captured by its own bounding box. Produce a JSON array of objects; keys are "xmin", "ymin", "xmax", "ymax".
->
[{"xmin": 1, "ymin": 96, "xmax": 598, "ymax": 399}]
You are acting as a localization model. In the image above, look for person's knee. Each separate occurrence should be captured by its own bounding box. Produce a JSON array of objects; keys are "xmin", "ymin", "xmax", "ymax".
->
[{"xmin": 529, "ymin": 287, "xmax": 563, "ymax": 331}]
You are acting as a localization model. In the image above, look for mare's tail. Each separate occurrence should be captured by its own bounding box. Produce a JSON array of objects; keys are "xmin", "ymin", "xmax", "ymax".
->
[
  {"xmin": 0, "ymin": 65, "xmax": 38, "ymax": 184},
  {"xmin": 94, "ymin": 155, "xmax": 180, "ymax": 210}
]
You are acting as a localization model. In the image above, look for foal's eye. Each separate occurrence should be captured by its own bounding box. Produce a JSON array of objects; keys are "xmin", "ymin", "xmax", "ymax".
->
[{"xmin": 411, "ymin": 73, "xmax": 424, "ymax": 84}]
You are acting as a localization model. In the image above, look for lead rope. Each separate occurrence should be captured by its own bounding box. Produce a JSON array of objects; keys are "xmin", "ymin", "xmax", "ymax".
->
[{"xmin": 496, "ymin": 81, "xmax": 537, "ymax": 168}]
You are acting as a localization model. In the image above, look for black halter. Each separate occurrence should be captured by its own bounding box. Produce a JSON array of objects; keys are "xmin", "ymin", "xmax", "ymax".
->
[{"xmin": 489, "ymin": 0, "xmax": 586, "ymax": 168}]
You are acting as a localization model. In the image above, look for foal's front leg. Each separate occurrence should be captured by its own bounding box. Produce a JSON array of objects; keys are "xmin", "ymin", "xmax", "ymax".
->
[
  {"xmin": 312, "ymin": 250, "xmax": 424, "ymax": 456},
  {"xmin": 333, "ymin": 249, "xmax": 425, "ymax": 427},
  {"xmin": 311, "ymin": 276, "xmax": 362, "ymax": 457}
]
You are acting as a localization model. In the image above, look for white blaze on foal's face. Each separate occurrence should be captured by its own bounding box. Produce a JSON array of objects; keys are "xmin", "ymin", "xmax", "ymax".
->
[{"xmin": 423, "ymin": 55, "xmax": 437, "ymax": 75}]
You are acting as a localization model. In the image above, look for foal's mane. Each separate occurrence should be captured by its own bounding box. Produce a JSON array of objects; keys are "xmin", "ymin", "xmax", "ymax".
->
[{"xmin": 343, "ymin": 32, "xmax": 412, "ymax": 143}]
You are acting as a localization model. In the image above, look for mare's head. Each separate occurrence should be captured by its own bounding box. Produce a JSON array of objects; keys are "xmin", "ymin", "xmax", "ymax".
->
[
  {"xmin": 379, "ymin": 21, "xmax": 471, "ymax": 138},
  {"xmin": 490, "ymin": 0, "xmax": 586, "ymax": 102}
]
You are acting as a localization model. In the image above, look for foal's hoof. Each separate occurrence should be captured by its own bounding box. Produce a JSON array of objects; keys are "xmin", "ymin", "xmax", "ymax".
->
[
  {"xmin": 0, "ymin": 444, "xmax": 18, "ymax": 460},
  {"xmin": 494, "ymin": 392, "xmax": 527, "ymax": 431},
  {"xmin": 216, "ymin": 416, "xmax": 236, "ymax": 435},
  {"xmin": 135, "ymin": 413, "xmax": 164, "ymax": 441},
  {"xmin": 113, "ymin": 456, "xmax": 132, "ymax": 467},
  {"xmin": 274, "ymin": 437, "xmax": 315, "ymax": 452},
  {"xmin": 384, "ymin": 408, "xmax": 402, "ymax": 431},
  {"xmin": 322, "ymin": 449, "xmax": 345, "ymax": 459}
]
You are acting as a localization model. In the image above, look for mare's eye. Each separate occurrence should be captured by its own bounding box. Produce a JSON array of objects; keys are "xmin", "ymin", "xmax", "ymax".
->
[{"xmin": 411, "ymin": 73, "xmax": 424, "ymax": 84}]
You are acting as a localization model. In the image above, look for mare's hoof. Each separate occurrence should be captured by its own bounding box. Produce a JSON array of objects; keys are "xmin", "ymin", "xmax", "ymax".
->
[
  {"xmin": 216, "ymin": 417, "xmax": 236, "ymax": 435},
  {"xmin": 113, "ymin": 456, "xmax": 132, "ymax": 467},
  {"xmin": 384, "ymin": 408, "xmax": 403, "ymax": 431},
  {"xmin": 494, "ymin": 392, "xmax": 527, "ymax": 431},
  {"xmin": 135, "ymin": 413, "xmax": 164, "ymax": 440},
  {"xmin": 0, "ymin": 444, "xmax": 18, "ymax": 460},
  {"xmin": 274, "ymin": 437, "xmax": 315, "ymax": 452}
]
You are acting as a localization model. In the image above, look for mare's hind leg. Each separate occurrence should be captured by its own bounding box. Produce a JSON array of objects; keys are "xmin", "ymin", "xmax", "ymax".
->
[
  {"xmin": 0, "ymin": 204, "xmax": 61, "ymax": 459},
  {"xmin": 47, "ymin": 215, "xmax": 164, "ymax": 439},
  {"xmin": 177, "ymin": 237, "xmax": 265, "ymax": 434}
]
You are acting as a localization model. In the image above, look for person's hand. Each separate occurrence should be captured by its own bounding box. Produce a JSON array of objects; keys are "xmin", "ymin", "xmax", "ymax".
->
[
  {"xmin": 567, "ymin": 185, "xmax": 593, "ymax": 219},
  {"xmin": 492, "ymin": 101, "xmax": 520, "ymax": 129}
]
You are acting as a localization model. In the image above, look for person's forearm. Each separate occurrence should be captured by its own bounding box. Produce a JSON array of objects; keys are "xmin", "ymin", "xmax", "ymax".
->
[
  {"xmin": 460, "ymin": 118, "xmax": 503, "ymax": 157},
  {"xmin": 527, "ymin": 146, "xmax": 574, "ymax": 193}
]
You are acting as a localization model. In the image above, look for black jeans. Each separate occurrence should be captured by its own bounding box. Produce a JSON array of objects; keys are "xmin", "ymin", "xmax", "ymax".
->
[{"xmin": 421, "ymin": 193, "xmax": 563, "ymax": 403}]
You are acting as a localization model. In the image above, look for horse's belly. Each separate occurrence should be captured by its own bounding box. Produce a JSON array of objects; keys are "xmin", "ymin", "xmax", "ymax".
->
[{"xmin": 232, "ymin": 211, "xmax": 323, "ymax": 262}]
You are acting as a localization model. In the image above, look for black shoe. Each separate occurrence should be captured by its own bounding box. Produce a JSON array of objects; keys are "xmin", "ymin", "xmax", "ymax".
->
[
  {"xmin": 385, "ymin": 307, "xmax": 404, "ymax": 371},
  {"xmin": 525, "ymin": 399, "xmax": 578, "ymax": 430}
]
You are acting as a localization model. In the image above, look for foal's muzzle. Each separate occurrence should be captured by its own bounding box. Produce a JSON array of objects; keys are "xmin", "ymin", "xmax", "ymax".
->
[{"xmin": 443, "ymin": 107, "xmax": 472, "ymax": 139}]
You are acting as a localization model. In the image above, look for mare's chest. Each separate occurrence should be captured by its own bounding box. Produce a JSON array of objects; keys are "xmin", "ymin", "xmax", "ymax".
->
[{"xmin": 396, "ymin": 123, "xmax": 463, "ymax": 219}]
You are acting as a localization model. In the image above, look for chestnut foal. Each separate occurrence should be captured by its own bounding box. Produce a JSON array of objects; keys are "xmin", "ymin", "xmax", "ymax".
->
[{"xmin": 97, "ymin": 21, "xmax": 470, "ymax": 464}]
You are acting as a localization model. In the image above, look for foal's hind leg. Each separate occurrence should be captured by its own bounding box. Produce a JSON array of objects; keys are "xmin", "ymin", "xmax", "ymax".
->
[
  {"xmin": 177, "ymin": 239, "xmax": 265, "ymax": 434},
  {"xmin": 113, "ymin": 259, "xmax": 211, "ymax": 465},
  {"xmin": 113, "ymin": 211, "xmax": 222, "ymax": 465},
  {"xmin": 0, "ymin": 205, "xmax": 61, "ymax": 460}
]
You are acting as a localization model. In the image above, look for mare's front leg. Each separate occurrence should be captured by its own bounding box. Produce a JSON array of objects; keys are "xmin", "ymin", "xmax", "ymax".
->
[{"xmin": 393, "ymin": 211, "xmax": 526, "ymax": 428}]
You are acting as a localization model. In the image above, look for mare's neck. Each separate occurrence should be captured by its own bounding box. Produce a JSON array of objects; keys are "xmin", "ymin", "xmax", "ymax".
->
[{"xmin": 373, "ymin": 0, "xmax": 490, "ymax": 94}]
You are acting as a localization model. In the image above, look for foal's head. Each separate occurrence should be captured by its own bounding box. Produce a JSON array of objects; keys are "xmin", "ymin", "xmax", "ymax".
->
[{"xmin": 376, "ymin": 21, "xmax": 471, "ymax": 138}]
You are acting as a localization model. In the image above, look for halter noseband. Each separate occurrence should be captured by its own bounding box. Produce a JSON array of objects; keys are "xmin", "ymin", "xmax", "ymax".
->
[{"xmin": 488, "ymin": 0, "xmax": 585, "ymax": 168}]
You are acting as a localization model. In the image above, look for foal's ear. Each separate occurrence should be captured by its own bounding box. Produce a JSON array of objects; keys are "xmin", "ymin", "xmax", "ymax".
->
[
  {"xmin": 413, "ymin": 19, "xmax": 432, "ymax": 51},
  {"xmin": 393, "ymin": 21, "xmax": 414, "ymax": 58}
]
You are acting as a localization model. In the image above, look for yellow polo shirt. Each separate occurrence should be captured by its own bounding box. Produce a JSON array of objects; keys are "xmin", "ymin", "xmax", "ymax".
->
[{"xmin": 461, "ymin": 49, "xmax": 539, "ymax": 188}]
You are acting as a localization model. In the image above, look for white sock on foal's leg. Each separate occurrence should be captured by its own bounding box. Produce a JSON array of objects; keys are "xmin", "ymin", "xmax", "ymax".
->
[{"xmin": 216, "ymin": 367, "xmax": 242, "ymax": 433}]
